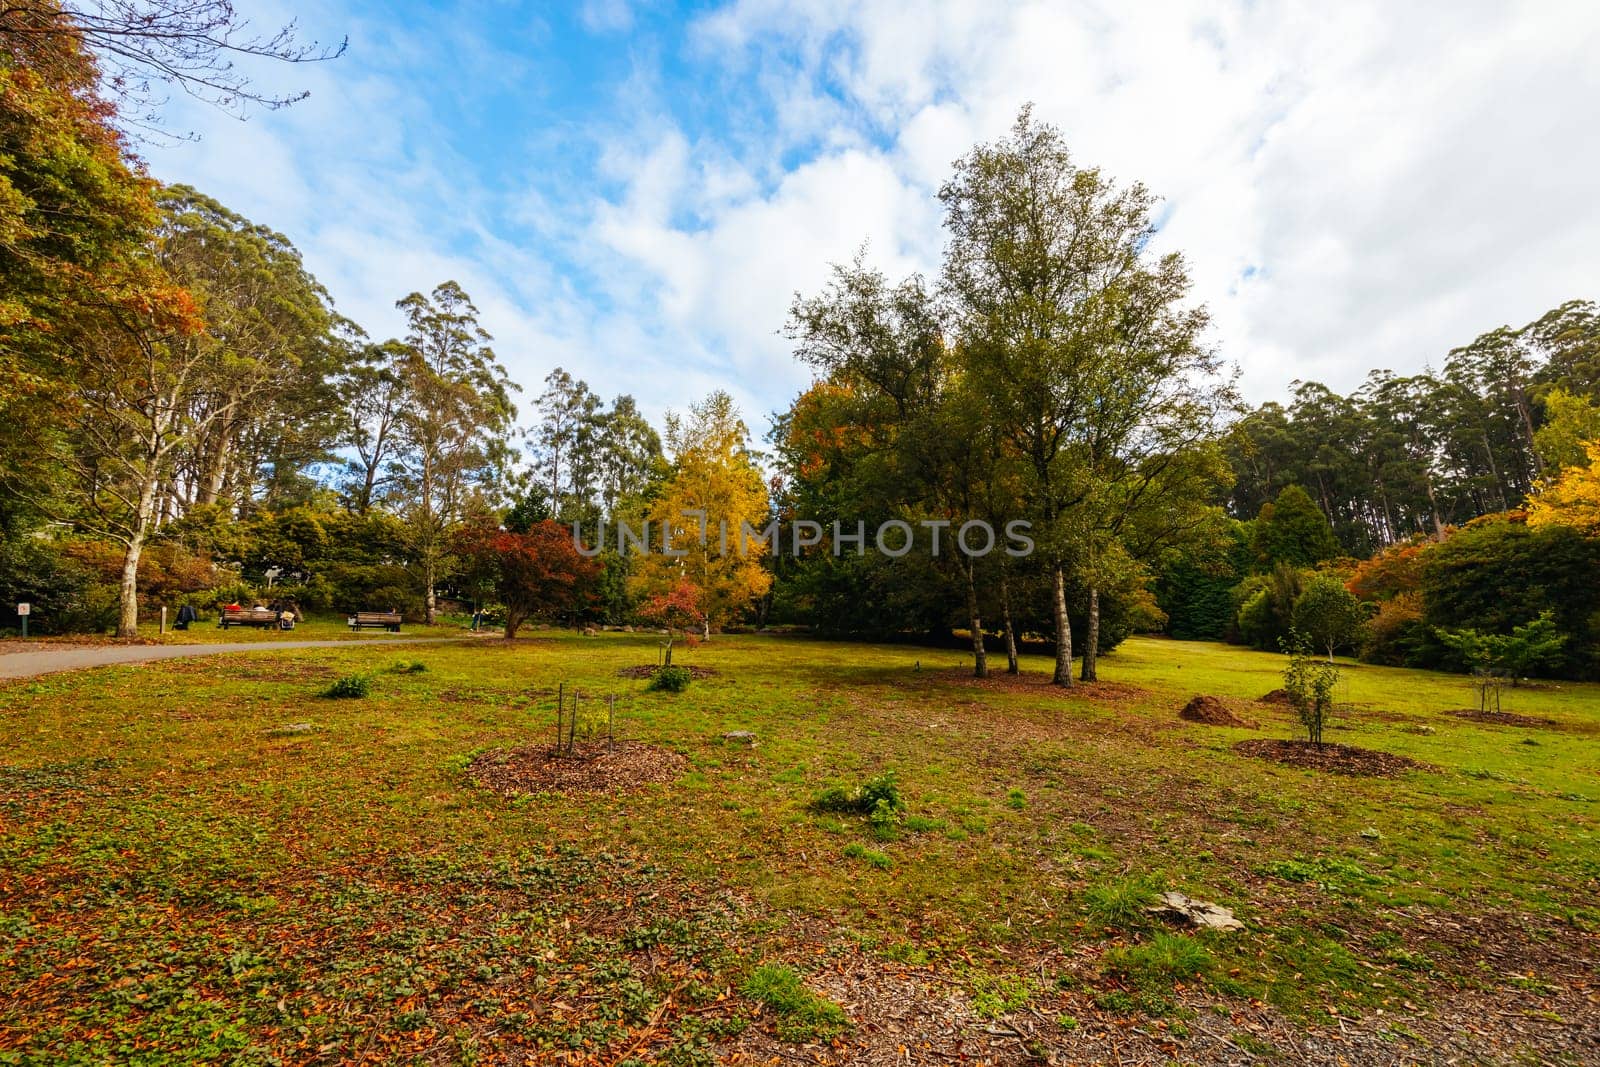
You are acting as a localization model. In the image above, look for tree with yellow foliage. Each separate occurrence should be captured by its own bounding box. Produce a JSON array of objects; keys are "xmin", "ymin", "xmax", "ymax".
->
[
  {"xmin": 630, "ymin": 391, "xmax": 772, "ymax": 635},
  {"xmin": 1526, "ymin": 440, "xmax": 1600, "ymax": 535}
]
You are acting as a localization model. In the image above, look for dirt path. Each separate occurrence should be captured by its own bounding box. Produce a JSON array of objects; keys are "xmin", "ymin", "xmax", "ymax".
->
[{"xmin": 0, "ymin": 636, "xmax": 473, "ymax": 680}]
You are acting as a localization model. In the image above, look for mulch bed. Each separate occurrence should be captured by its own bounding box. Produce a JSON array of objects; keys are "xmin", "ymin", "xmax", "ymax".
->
[
  {"xmin": 1448, "ymin": 708, "xmax": 1557, "ymax": 727},
  {"xmin": 616, "ymin": 664, "xmax": 717, "ymax": 679},
  {"xmin": 466, "ymin": 740, "xmax": 688, "ymax": 795},
  {"xmin": 1233, "ymin": 738, "xmax": 1425, "ymax": 777},
  {"xmin": 1179, "ymin": 695, "xmax": 1254, "ymax": 727}
]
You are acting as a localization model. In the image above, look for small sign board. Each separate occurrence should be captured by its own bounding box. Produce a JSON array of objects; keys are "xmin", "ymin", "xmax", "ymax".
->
[{"xmin": 15, "ymin": 603, "xmax": 28, "ymax": 616}]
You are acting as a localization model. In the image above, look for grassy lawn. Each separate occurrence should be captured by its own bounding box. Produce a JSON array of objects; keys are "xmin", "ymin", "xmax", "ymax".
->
[{"xmin": 1, "ymin": 633, "xmax": 1596, "ymax": 1064}]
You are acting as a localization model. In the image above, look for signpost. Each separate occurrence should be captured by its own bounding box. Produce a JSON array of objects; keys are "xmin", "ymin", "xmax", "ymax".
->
[{"xmin": 16, "ymin": 602, "xmax": 29, "ymax": 639}]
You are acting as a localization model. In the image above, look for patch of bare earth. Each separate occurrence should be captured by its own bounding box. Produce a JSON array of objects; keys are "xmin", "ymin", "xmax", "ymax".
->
[
  {"xmin": 617, "ymin": 664, "xmax": 717, "ymax": 679},
  {"xmin": 1179, "ymin": 695, "xmax": 1255, "ymax": 727},
  {"xmin": 933, "ymin": 668, "xmax": 1150, "ymax": 703},
  {"xmin": 1448, "ymin": 708, "xmax": 1557, "ymax": 727},
  {"xmin": 1234, "ymin": 738, "xmax": 1426, "ymax": 777},
  {"xmin": 1259, "ymin": 688, "xmax": 1293, "ymax": 705},
  {"xmin": 466, "ymin": 740, "xmax": 687, "ymax": 795},
  {"xmin": 719, "ymin": 940, "xmax": 1598, "ymax": 1066}
]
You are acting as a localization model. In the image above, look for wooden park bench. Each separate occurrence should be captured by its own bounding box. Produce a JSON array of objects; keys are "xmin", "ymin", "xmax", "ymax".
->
[
  {"xmin": 349, "ymin": 611, "xmax": 403, "ymax": 633},
  {"xmin": 220, "ymin": 607, "xmax": 293, "ymax": 630}
]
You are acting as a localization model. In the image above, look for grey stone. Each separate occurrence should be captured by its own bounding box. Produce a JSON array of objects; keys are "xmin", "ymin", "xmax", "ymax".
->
[{"xmin": 1147, "ymin": 891, "xmax": 1244, "ymax": 931}]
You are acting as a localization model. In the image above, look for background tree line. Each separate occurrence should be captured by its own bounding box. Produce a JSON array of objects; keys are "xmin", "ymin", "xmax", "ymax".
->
[{"xmin": 4, "ymin": 4, "xmax": 1597, "ymax": 685}]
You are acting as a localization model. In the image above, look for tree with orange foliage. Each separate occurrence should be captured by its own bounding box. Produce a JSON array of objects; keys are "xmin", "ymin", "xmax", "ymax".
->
[
  {"xmin": 1345, "ymin": 536, "xmax": 1429, "ymax": 603},
  {"xmin": 637, "ymin": 579, "xmax": 705, "ymax": 666}
]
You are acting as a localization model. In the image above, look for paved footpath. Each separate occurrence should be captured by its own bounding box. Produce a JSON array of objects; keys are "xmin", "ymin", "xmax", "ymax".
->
[{"xmin": 0, "ymin": 636, "xmax": 472, "ymax": 681}]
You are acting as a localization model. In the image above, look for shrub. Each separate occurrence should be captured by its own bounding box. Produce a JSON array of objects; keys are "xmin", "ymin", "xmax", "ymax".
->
[
  {"xmin": 1233, "ymin": 564, "xmax": 1305, "ymax": 651},
  {"xmin": 646, "ymin": 665, "xmax": 692, "ymax": 692},
  {"xmin": 1282, "ymin": 632, "xmax": 1337, "ymax": 746},
  {"xmin": 1420, "ymin": 519, "xmax": 1600, "ymax": 678},
  {"xmin": 1359, "ymin": 592, "xmax": 1428, "ymax": 666},
  {"xmin": 0, "ymin": 536, "xmax": 116, "ymax": 634},
  {"xmin": 324, "ymin": 674, "xmax": 372, "ymax": 699},
  {"xmin": 1292, "ymin": 575, "xmax": 1366, "ymax": 660},
  {"xmin": 810, "ymin": 772, "xmax": 904, "ymax": 819},
  {"xmin": 741, "ymin": 964, "xmax": 849, "ymax": 1041}
]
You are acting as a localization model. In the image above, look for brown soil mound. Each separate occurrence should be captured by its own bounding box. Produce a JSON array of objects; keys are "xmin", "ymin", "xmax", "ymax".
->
[
  {"xmin": 617, "ymin": 664, "xmax": 717, "ymax": 679},
  {"xmin": 1234, "ymin": 739, "xmax": 1424, "ymax": 778},
  {"xmin": 1259, "ymin": 689, "xmax": 1293, "ymax": 705},
  {"xmin": 1179, "ymin": 695, "xmax": 1251, "ymax": 727},
  {"xmin": 466, "ymin": 740, "xmax": 687, "ymax": 795},
  {"xmin": 1447, "ymin": 708, "xmax": 1556, "ymax": 727}
]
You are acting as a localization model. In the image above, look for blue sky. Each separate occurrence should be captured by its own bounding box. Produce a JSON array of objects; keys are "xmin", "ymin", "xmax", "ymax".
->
[{"xmin": 142, "ymin": 0, "xmax": 1600, "ymax": 440}]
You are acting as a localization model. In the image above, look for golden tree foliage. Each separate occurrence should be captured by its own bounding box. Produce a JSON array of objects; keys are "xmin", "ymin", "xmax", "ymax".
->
[
  {"xmin": 1525, "ymin": 440, "xmax": 1600, "ymax": 534},
  {"xmin": 630, "ymin": 391, "xmax": 772, "ymax": 632}
]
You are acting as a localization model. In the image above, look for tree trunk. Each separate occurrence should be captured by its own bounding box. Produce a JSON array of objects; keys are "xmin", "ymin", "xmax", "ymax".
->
[
  {"xmin": 1000, "ymin": 574, "xmax": 1019, "ymax": 675},
  {"xmin": 1482, "ymin": 433, "xmax": 1508, "ymax": 510},
  {"xmin": 1050, "ymin": 564, "xmax": 1074, "ymax": 687},
  {"xmin": 116, "ymin": 535, "xmax": 144, "ymax": 637},
  {"xmin": 115, "ymin": 474, "xmax": 159, "ymax": 638},
  {"xmin": 197, "ymin": 424, "xmax": 232, "ymax": 506},
  {"xmin": 1424, "ymin": 472, "xmax": 1445, "ymax": 538},
  {"xmin": 1079, "ymin": 585, "xmax": 1100, "ymax": 682},
  {"xmin": 358, "ymin": 462, "xmax": 379, "ymax": 514},
  {"xmin": 964, "ymin": 556, "xmax": 987, "ymax": 678},
  {"xmin": 424, "ymin": 560, "xmax": 437, "ymax": 625}
]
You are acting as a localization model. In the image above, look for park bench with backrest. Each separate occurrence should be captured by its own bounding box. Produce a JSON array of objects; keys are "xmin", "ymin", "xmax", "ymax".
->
[
  {"xmin": 220, "ymin": 607, "xmax": 293, "ymax": 630},
  {"xmin": 349, "ymin": 611, "xmax": 403, "ymax": 632}
]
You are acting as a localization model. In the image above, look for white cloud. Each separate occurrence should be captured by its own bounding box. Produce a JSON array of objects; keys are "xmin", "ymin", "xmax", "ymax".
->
[
  {"xmin": 140, "ymin": 0, "xmax": 1600, "ymax": 445},
  {"xmin": 581, "ymin": 0, "xmax": 636, "ymax": 34},
  {"xmin": 637, "ymin": 0, "xmax": 1600, "ymax": 407}
]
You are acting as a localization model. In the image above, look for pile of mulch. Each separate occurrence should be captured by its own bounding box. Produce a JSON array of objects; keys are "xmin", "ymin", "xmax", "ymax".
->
[
  {"xmin": 1448, "ymin": 708, "xmax": 1556, "ymax": 727},
  {"xmin": 466, "ymin": 741, "xmax": 687, "ymax": 795},
  {"xmin": 1178, "ymin": 695, "xmax": 1254, "ymax": 727},
  {"xmin": 617, "ymin": 664, "xmax": 717, "ymax": 679},
  {"xmin": 1233, "ymin": 738, "xmax": 1426, "ymax": 778},
  {"xmin": 1259, "ymin": 688, "xmax": 1293, "ymax": 705}
]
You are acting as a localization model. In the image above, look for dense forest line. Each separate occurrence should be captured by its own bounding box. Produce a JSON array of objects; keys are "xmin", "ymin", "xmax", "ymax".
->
[{"xmin": 3, "ymin": 3, "xmax": 1599, "ymax": 687}]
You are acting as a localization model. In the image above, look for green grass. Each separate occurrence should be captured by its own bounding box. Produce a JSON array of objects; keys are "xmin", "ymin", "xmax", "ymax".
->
[
  {"xmin": 1082, "ymin": 874, "xmax": 1161, "ymax": 930},
  {"xmin": 741, "ymin": 964, "xmax": 850, "ymax": 1041},
  {"xmin": 0, "ymin": 631, "xmax": 1596, "ymax": 1059}
]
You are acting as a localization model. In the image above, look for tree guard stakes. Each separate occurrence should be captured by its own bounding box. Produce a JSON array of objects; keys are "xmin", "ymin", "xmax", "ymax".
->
[{"xmin": 549, "ymin": 684, "xmax": 619, "ymax": 757}]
